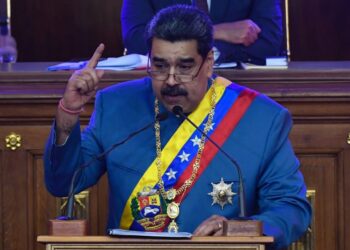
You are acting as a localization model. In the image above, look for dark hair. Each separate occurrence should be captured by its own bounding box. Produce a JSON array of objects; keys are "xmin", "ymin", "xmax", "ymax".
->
[{"xmin": 146, "ymin": 4, "xmax": 213, "ymax": 59}]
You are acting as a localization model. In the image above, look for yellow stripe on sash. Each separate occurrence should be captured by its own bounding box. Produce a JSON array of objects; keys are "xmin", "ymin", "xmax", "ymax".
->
[{"xmin": 120, "ymin": 77, "xmax": 231, "ymax": 229}]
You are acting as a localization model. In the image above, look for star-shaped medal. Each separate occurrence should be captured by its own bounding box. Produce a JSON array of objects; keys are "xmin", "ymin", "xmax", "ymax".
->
[{"xmin": 208, "ymin": 178, "xmax": 236, "ymax": 209}]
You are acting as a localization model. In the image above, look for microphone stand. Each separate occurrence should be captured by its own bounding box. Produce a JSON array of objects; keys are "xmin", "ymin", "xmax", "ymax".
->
[
  {"xmin": 65, "ymin": 120, "xmax": 156, "ymax": 220},
  {"xmin": 172, "ymin": 106, "xmax": 262, "ymax": 236},
  {"xmin": 49, "ymin": 113, "xmax": 168, "ymax": 235}
]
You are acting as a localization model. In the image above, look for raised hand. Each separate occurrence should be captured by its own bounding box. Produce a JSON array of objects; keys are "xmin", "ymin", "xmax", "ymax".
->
[
  {"xmin": 61, "ymin": 43, "xmax": 105, "ymax": 111},
  {"xmin": 55, "ymin": 44, "xmax": 105, "ymax": 144}
]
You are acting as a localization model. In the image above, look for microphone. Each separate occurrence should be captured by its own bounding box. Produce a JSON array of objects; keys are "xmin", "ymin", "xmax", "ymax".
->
[
  {"xmin": 63, "ymin": 112, "xmax": 168, "ymax": 220},
  {"xmin": 172, "ymin": 106, "xmax": 246, "ymax": 218}
]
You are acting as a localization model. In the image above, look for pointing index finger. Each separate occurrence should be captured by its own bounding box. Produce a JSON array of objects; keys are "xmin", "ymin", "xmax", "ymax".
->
[{"xmin": 86, "ymin": 43, "xmax": 105, "ymax": 69}]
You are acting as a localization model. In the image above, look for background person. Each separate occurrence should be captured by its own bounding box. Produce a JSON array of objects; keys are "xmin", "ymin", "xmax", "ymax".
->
[{"xmin": 121, "ymin": 0, "xmax": 283, "ymax": 65}]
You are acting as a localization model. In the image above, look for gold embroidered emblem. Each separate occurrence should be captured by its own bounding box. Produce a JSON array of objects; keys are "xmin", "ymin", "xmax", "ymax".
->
[{"xmin": 130, "ymin": 186, "xmax": 167, "ymax": 231}]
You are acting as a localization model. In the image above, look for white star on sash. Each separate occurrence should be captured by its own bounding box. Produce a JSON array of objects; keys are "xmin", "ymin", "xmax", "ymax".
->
[
  {"xmin": 178, "ymin": 151, "xmax": 190, "ymax": 162},
  {"xmin": 165, "ymin": 168, "xmax": 177, "ymax": 180},
  {"xmin": 205, "ymin": 122, "xmax": 215, "ymax": 131},
  {"xmin": 191, "ymin": 135, "xmax": 201, "ymax": 147}
]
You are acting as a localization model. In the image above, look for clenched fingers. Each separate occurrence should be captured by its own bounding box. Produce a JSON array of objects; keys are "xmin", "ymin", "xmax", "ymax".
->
[
  {"xmin": 68, "ymin": 68, "xmax": 99, "ymax": 95},
  {"xmin": 193, "ymin": 215, "xmax": 227, "ymax": 236}
]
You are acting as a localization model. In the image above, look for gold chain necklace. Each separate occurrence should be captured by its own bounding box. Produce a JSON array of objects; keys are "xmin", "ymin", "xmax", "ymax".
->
[{"xmin": 154, "ymin": 82, "xmax": 217, "ymax": 232}]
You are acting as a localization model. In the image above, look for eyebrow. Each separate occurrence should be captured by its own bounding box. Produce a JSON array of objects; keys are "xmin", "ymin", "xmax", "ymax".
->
[
  {"xmin": 178, "ymin": 58, "xmax": 195, "ymax": 63},
  {"xmin": 151, "ymin": 57, "xmax": 196, "ymax": 64},
  {"xmin": 152, "ymin": 57, "xmax": 166, "ymax": 63}
]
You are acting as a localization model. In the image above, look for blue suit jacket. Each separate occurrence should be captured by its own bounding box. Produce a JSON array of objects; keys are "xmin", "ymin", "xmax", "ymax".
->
[
  {"xmin": 44, "ymin": 77, "xmax": 310, "ymax": 249},
  {"xmin": 121, "ymin": 0, "xmax": 283, "ymax": 65}
]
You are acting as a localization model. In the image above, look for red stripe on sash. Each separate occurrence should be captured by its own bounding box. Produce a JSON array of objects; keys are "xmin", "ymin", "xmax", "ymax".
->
[{"xmin": 173, "ymin": 88, "xmax": 258, "ymax": 203}]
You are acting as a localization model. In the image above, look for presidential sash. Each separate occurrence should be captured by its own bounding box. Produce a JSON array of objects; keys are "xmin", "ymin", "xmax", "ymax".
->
[{"xmin": 120, "ymin": 77, "xmax": 258, "ymax": 231}]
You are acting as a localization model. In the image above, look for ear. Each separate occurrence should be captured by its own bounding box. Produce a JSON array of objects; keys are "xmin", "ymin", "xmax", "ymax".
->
[{"xmin": 206, "ymin": 49, "xmax": 215, "ymax": 78}]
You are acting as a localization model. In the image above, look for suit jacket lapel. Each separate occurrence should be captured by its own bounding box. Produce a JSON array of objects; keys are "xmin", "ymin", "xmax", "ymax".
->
[
  {"xmin": 210, "ymin": 0, "xmax": 230, "ymax": 22},
  {"xmin": 171, "ymin": 0, "xmax": 191, "ymax": 4}
]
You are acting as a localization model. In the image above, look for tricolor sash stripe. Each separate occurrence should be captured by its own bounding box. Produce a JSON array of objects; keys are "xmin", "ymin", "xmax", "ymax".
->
[
  {"xmin": 173, "ymin": 86, "xmax": 258, "ymax": 206},
  {"xmin": 120, "ymin": 77, "xmax": 258, "ymax": 231},
  {"xmin": 160, "ymin": 82, "xmax": 242, "ymax": 190},
  {"xmin": 120, "ymin": 77, "xmax": 228, "ymax": 230}
]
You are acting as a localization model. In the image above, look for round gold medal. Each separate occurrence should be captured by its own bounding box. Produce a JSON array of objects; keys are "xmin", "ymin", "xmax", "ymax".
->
[{"xmin": 167, "ymin": 202, "xmax": 180, "ymax": 219}]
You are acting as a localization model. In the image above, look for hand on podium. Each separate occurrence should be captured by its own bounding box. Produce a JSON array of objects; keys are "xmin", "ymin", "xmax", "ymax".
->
[
  {"xmin": 193, "ymin": 215, "xmax": 227, "ymax": 236},
  {"xmin": 193, "ymin": 215, "xmax": 262, "ymax": 237}
]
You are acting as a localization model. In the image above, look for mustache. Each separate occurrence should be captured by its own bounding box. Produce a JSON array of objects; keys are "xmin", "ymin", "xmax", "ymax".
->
[{"xmin": 161, "ymin": 86, "xmax": 188, "ymax": 96}]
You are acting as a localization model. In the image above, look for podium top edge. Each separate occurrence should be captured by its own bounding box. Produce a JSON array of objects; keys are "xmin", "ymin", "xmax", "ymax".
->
[{"xmin": 37, "ymin": 235, "xmax": 274, "ymax": 243}]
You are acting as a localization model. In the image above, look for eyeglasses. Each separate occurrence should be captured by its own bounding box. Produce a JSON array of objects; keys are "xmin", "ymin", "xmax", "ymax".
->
[{"xmin": 147, "ymin": 57, "xmax": 206, "ymax": 83}]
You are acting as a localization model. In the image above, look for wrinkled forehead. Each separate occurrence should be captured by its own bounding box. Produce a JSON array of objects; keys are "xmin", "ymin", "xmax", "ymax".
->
[
  {"xmin": 150, "ymin": 38, "xmax": 201, "ymax": 63},
  {"xmin": 150, "ymin": 56, "xmax": 196, "ymax": 65}
]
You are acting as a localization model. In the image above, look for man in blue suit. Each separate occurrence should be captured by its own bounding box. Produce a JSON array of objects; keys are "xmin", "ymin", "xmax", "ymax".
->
[
  {"xmin": 121, "ymin": 0, "xmax": 283, "ymax": 65},
  {"xmin": 45, "ymin": 5, "xmax": 310, "ymax": 249}
]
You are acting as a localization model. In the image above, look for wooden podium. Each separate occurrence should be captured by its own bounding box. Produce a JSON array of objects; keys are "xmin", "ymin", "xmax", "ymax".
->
[{"xmin": 37, "ymin": 235, "xmax": 274, "ymax": 250}]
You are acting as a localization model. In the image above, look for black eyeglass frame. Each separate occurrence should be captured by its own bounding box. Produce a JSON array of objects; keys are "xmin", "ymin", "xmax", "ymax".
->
[{"xmin": 147, "ymin": 56, "xmax": 206, "ymax": 83}]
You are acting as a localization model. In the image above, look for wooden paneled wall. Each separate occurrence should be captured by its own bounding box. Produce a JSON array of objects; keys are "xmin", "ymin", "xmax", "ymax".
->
[
  {"xmin": 10, "ymin": 0, "xmax": 124, "ymax": 61},
  {"xmin": 9, "ymin": 0, "xmax": 350, "ymax": 62},
  {"xmin": 289, "ymin": 0, "xmax": 350, "ymax": 60}
]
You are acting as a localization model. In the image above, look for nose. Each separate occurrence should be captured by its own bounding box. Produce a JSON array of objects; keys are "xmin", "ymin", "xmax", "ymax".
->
[
  {"xmin": 166, "ymin": 74, "xmax": 179, "ymax": 86},
  {"xmin": 166, "ymin": 67, "xmax": 179, "ymax": 86}
]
